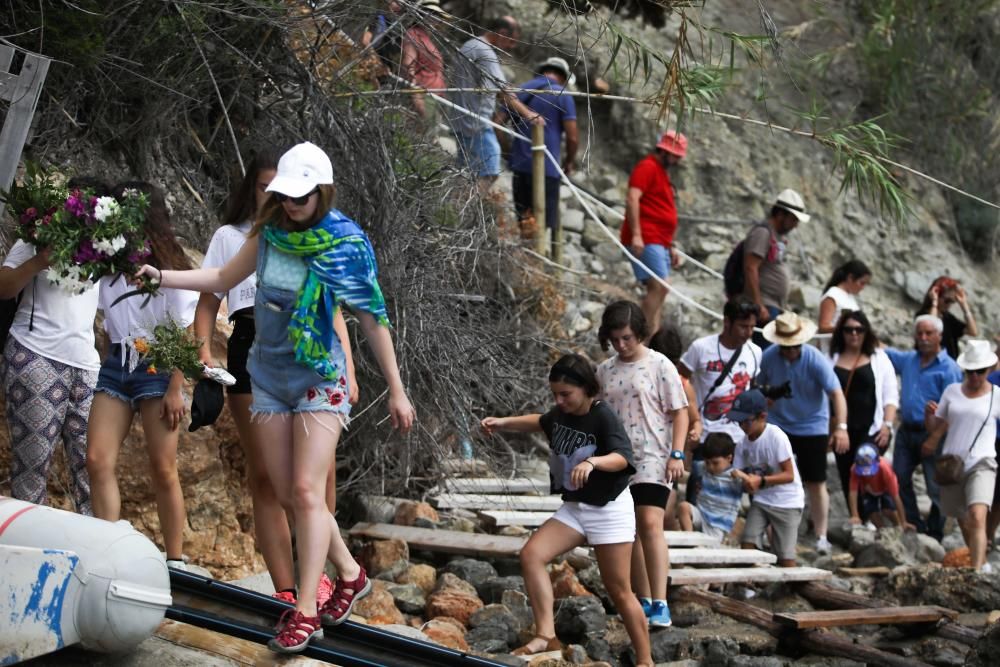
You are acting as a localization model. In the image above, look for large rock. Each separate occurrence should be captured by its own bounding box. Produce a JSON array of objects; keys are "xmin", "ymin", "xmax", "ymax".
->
[
  {"xmin": 554, "ymin": 595, "xmax": 607, "ymax": 643},
  {"xmin": 851, "ymin": 527, "xmax": 945, "ymax": 567},
  {"xmin": 425, "ymin": 589, "xmax": 484, "ymax": 626},
  {"xmin": 965, "ymin": 617, "xmax": 1000, "ymax": 667},
  {"xmin": 478, "ymin": 575, "xmax": 526, "ymax": 604},
  {"xmin": 467, "ymin": 604, "xmax": 519, "ymax": 647},
  {"xmin": 386, "ymin": 583, "xmax": 426, "ymax": 615},
  {"xmin": 549, "ymin": 560, "xmax": 592, "ymax": 599},
  {"xmin": 443, "ymin": 558, "xmax": 498, "ymax": 590},
  {"xmin": 882, "ymin": 564, "xmax": 1000, "ymax": 611},
  {"xmin": 393, "ymin": 500, "xmax": 439, "ymax": 526},
  {"xmin": 360, "ymin": 538, "xmax": 409, "ymax": 579},
  {"xmin": 577, "ymin": 563, "xmax": 611, "ymax": 610},
  {"xmin": 434, "ymin": 571, "xmax": 479, "ymax": 597},
  {"xmin": 396, "ymin": 563, "xmax": 436, "ymax": 594},
  {"xmin": 353, "ymin": 580, "xmax": 405, "ymax": 625},
  {"xmin": 421, "ymin": 619, "xmax": 469, "ymax": 651}
]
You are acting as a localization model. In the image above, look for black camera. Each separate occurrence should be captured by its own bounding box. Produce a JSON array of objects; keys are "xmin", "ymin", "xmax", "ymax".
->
[{"xmin": 754, "ymin": 380, "xmax": 792, "ymax": 400}]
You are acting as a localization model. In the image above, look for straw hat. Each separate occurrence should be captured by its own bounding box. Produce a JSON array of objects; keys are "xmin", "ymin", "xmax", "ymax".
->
[
  {"xmin": 774, "ymin": 188, "xmax": 810, "ymax": 223},
  {"xmin": 762, "ymin": 312, "xmax": 818, "ymax": 346},
  {"xmin": 957, "ymin": 339, "xmax": 999, "ymax": 371}
]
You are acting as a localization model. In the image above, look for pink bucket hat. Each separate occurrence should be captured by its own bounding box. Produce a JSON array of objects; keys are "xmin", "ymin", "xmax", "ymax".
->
[{"xmin": 656, "ymin": 130, "xmax": 688, "ymax": 158}]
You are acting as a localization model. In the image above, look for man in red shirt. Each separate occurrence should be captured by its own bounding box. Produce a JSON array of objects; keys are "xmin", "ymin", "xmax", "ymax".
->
[{"xmin": 622, "ymin": 130, "xmax": 687, "ymax": 336}]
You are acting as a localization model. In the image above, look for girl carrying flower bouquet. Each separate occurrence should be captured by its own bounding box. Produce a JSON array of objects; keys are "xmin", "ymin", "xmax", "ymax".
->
[
  {"xmin": 135, "ymin": 142, "xmax": 415, "ymax": 653},
  {"xmin": 86, "ymin": 181, "xmax": 199, "ymax": 569},
  {"xmin": 0, "ymin": 176, "xmax": 108, "ymax": 514}
]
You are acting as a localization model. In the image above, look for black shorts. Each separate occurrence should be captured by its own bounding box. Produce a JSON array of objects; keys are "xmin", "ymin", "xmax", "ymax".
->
[
  {"xmin": 788, "ymin": 434, "xmax": 829, "ymax": 483},
  {"xmin": 631, "ymin": 482, "xmax": 670, "ymax": 508},
  {"xmin": 226, "ymin": 311, "xmax": 255, "ymax": 395}
]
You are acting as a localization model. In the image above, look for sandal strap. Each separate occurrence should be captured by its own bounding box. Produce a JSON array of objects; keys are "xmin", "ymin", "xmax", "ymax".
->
[{"xmin": 274, "ymin": 610, "xmax": 320, "ymax": 646}]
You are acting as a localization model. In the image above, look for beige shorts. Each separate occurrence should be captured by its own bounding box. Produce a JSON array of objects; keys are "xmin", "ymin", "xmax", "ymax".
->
[
  {"xmin": 940, "ymin": 457, "xmax": 997, "ymax": 518},
  {"xmin": 743, "ymin": 502, "xmax": 802, "ymax": 561}
]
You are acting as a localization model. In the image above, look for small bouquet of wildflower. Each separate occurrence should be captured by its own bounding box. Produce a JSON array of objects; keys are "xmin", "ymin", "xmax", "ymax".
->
[
  {"xmin": 2, "ymin": 164, "xmax": 152, "ymax": 294},
  {"xmin": 129, "ymin": 319, "xmax": 205, "ymax": 380}
]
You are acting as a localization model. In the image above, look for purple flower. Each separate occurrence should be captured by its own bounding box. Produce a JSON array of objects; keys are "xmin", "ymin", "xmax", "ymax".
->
[
  {"xmin": 20, "ymin": 208, "xmax": 37, "ymax": 226},
  {"xmin": 72, "ymin": 239, "xmax": 107, "ymax": 264},
  {"xmin": 65, "ymin": 191, "xmax": 88, "ymax": 217}
]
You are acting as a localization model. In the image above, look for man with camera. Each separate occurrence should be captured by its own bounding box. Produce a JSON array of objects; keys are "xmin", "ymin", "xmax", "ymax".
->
[{"xmin": 756, "ymin": 312, "xmax": 848, "ymax": 554}]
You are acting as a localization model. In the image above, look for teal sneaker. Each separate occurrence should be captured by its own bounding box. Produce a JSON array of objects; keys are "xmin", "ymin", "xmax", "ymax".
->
[
  {"xmin": 639, "ymin": 597, "xmax": 652, "ymax": 617},
  {"xmin": 648, "ymin": 600, "xmax": 672, "ymax": 627}
]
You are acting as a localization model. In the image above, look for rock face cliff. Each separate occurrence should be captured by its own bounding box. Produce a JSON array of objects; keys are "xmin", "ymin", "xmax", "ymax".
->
[{"xmin": 2, "ymin": 0, "xmax": 998, "ymax": 580}]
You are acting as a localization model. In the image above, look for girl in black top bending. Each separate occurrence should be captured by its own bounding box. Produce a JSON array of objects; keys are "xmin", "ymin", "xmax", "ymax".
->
[{"xmin": 481, "ymin": 354, "xmax": 652, "ymax": 664}]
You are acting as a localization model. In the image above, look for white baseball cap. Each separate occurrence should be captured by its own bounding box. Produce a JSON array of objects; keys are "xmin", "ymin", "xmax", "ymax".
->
[
  {"xmin": 774, "ymin": 188, "xmax": 810, "ymax": 223},
  {"xmin": 266, "ymin": 142, "xmax": 334, "ymax": 198}
]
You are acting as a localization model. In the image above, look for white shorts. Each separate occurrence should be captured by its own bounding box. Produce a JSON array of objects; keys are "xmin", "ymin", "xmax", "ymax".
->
[{"xmin": 551, "ymin": 488, "xmax": 636, "ymax": 545}]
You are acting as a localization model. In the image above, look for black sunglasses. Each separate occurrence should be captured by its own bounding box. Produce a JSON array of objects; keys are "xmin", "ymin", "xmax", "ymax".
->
[
  {"xmin": 273, "ymin": 188, "xmax": 318, "ymax": 205},
  {"xmin": 842, "ymin": 326, "xmax": 867, "ymax": 335},
  {"xmin": 967, "ymin": 367, "xmax": 991, "ymax": 376}
]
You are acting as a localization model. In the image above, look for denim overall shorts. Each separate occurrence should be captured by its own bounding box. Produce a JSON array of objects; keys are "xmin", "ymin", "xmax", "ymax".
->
[{"xmin": 246, "ymin": 240, "xmax": 352, "ymax": 417}]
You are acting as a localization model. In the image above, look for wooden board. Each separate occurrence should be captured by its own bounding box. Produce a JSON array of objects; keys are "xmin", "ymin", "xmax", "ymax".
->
[
  {"xmin": 156, "ymin": 619, "xmax": 328, "ymax": 665},
  {"xmin": 442, "ymin": 477, "xmax": 548, "ymax": 494},
  {"xmin": 774, "ymin": 606, "xmax": 958, "ymax": 629},
  {"xmin": 837, "ymin": 566, "xmax": 891, "ymax": 577},
  {"xmin": 669, "ymin": 566, "xmax": 831, "ymax": 586},
  {"xmin": 668, "ymin": 548, "xmax": 775, "ymax": 566},
  {"xmin": 350, "ymin": 522, "xmax": 527, "ymax": 558},
  {"xmin": 432, "ymin": 493, "xmax": 563, "ymax": 512}
]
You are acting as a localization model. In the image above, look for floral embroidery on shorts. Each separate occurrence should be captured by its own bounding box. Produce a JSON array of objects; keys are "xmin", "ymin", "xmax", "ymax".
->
[{"xmin": 306, "ymin": 385, "xmax": 345, "ymax": 406}]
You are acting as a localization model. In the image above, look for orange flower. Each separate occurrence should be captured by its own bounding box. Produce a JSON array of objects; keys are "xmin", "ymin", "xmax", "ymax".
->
[
  {"xmin": 134, "ymin": 338, "xmax": 150, "ymax": 354},
  {"xmin": 146, "ymin": 365, "xmax": 158, "ymax": 375}
]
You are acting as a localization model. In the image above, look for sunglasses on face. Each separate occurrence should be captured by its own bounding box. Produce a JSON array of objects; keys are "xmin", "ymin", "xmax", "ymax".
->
[
  {"xmin": 967, "ymin": 368, "xmax": 991, "ymax": 376},
  {"xmin": 273, "ymin": 188, "xmax": 318, "ymax": 205},
  {"xmin": 842, "ymin": 326, "xmax": 867, "ymax": 335}
]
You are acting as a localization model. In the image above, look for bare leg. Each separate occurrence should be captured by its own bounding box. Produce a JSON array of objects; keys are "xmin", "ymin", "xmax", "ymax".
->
[
  {"xmin": 516, "ymin": 519, "xmax": 586, "ymax": 654},
  {"xmin": 230, "ymin": 394, "xmax": 295, "ymax": 592},
  {"xmin": 635, "ymin": 504, "xmax": 668, "ymax": 601},
  {"xmin": 663, "ymin": 490, "xmax": 679, "ymax": 530},
  {"xmin": 805, "ymin": 481, "xmax": 829, "ymax": 539},
  {"xmin": 86, "ymin": 394, "xmax": 134, "ymax": 522},
  {"xmin": 595, "ymin": 542, "xmax": 653, "ymax": 666},
  {"xmin": 964, "ymin": 504, "xmax": 990, "ymax": 569},
  {"xmin": 640, "ymin": 279, "xmax": 669, "ymax": 339},
  {"xmin": 139, "ymin": 399, "xmax": 186, "ymax": 560},
  {"xmin": 988, "ymin": 475, "xmax": 1000, "ymax": 544},
  {"xmin": 678, "ymin": 501, "xmax": 695, "ymax": 531},
  {"xmin": 630, "ymin": 538, "xmax": 649, "ymax": 599}
]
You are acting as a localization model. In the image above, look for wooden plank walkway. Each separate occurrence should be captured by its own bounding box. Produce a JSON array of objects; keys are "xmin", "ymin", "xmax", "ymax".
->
[
  {"xmin": 669, "ymin": 566, "xmax": 831, "ymax": 586},
  {"xmin": 774, "ymin": 606, "xmax": 958, "ymax": 629},
  {"xmin": 442, "ymin": 477, "xmax": 548, "ymax": 494},
  {"xmin": 432, "ymin": 493, "xmax": 563, "ymax": 512},
  {"xmin": 350, "ymin": 523, "xmax": 759, "ymax": 562}
]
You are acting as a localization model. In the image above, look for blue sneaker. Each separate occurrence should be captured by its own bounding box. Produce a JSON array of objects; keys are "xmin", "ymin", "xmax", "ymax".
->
[
  {"xmin": 648, "ymin": 600, "xmax": 672, "ymax": 627},
  {"xmin": 639, "ymin": 597, "xmax": 652, "ymax": 617}
]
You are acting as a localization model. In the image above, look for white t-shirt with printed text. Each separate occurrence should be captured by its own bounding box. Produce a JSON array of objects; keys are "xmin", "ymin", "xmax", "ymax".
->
[
  {"xmin": 680, "ymin": 334, "xmax": 761, "ymax": 442},
  {"xmin": 202, "ymin": 221, "xmax": 257, "ymax": 315},
  {"xmin": 598, "ymin": 349, "xmax": 688, "ymax": 486},
  {"xmin": 3, "ymin": 240, "xmax": 100, "ymax": 371},
  {"xmin": 733, "ymin": 423, "xmax": 804, "ymax": 509}
]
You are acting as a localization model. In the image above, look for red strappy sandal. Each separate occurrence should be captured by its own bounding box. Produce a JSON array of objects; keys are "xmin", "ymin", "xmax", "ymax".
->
[
  {"xmin": 267, "ymin": 609, "xmax": 323, "ymax": 653},
  {"xmin": 319, "ymin": 565, "xmax": 372, "ymax": 626}
]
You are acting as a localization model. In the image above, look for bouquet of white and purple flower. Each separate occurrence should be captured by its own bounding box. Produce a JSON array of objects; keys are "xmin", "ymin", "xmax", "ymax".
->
[{"xmin": 3, "ymin": 164, "xmax": 152, "ymax": 293}]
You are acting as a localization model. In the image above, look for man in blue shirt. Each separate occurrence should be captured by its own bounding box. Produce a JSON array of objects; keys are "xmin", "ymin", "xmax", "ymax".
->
[
  {"xmin": 886, "ymin": 314, "xmax": 963, "ymax": 540},
  {"xmin": 502, "ymin": 56, "xmax": 578, "ymax": 237},
  {"xmin": 757, "ymin": 312, "xmax": 848, "ymax": 554}
]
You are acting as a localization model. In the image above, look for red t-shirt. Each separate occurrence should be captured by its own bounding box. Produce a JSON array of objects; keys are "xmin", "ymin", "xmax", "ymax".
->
[
  {"xmin": 620, "ymin": 154, "xmax": 678, "ymax": 247},
  {"xmin": 849, "ymin": 458, "xmax": 899, "ymax": 496}
]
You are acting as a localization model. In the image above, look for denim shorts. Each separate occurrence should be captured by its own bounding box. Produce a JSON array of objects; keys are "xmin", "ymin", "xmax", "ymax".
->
[
  {"xmin": 631, "ymin": 243, "xmax": 672, "ymax": 282},
  {"xmin": 95, "ymin": 344, "xmax": 171, "ymax": 409},
  {"xmin": 250, "ymin": 372, "xmax": 352, "ymax": 416},
  {"xmin": 455, "ymin": 128, "xmax": 501, "ymax": 177}
]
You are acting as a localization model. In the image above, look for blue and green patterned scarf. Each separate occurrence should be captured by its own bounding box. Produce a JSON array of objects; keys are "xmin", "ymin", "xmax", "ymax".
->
[{"xmin": 263, "ymin": 209, "xmax": 389, "ymax": 381}]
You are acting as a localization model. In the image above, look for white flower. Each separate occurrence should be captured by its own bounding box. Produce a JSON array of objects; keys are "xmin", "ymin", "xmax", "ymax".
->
[
  {"xmin": 94, "ymin": 235, "xmax": 127, "ymax": 255},
  {"xmin": 46, "ymin": 266, "xmax": 95, "ymax": 294},
  {"xmin": 93, "ymin": 196, "xmax": 120, "ymax": 222}
]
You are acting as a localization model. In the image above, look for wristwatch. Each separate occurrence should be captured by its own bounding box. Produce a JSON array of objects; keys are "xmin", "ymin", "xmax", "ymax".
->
[
  {"xmin": 669, "ymin": 450, "xmax": 685, "ymax": 461},
  {"xmin": 759, "ymin": 474, "xmax": 768, "ymax": 488},
  {"xmin": 836, "ymin": 423, "xmax": 848, "ymax": 431}
]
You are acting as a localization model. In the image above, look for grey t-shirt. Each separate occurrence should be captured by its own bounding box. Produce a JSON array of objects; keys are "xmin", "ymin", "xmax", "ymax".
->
[
  {"xmin": 743, "ymin": 223, "xmax": 788, "ymax": 309},
  {"xmin": 448, "ymin": 36, "xmax": 505, "ymax": 136}
]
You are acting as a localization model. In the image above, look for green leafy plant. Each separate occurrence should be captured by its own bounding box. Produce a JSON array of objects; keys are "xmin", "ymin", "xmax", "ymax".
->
[{"xmin": 133, "ymin": 320, "xmax": 203, "ymax": 380}]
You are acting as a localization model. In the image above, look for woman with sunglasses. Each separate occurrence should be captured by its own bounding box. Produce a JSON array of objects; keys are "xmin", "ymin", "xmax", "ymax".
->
[
  {"xmin": 193, "ymin": 147, "xmax": 358, "ymax": 606},
  {"xmin": 136, "ymin": 142, "xmax": 415, "ymax": 652},
  {"xmin": 828, "ymin": 310, "xmax": 899, "ymax": 505},
  {"xmin": 923, "ymin": 340, "xmax": 1000, "ymax": 570}
]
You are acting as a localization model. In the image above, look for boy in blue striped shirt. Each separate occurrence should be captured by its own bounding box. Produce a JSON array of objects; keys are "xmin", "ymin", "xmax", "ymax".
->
[{"xmin": 678, "ymin": 433, "xmax": 743, "ymax": 540}]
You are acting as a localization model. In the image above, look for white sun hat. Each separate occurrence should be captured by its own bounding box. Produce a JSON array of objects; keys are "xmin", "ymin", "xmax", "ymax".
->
[
  {"xmin": 774, "ymin": 188, "xmax": 810, "ymax": 223},
  {"xmin": 957, "ymin": 339, "xmax": 999, "ymax": 371}
]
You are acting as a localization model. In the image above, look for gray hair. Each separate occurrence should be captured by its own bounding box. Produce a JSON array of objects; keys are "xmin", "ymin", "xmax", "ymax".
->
[{"xmin": 914, "ymin": 314, "xmax": 943, "ymax": 333}]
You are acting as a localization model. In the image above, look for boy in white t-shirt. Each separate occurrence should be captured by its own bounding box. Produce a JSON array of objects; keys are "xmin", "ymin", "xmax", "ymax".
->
[{"xmin": 727, "ymin": 389, "xmax": 804, "ymax": 567}]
